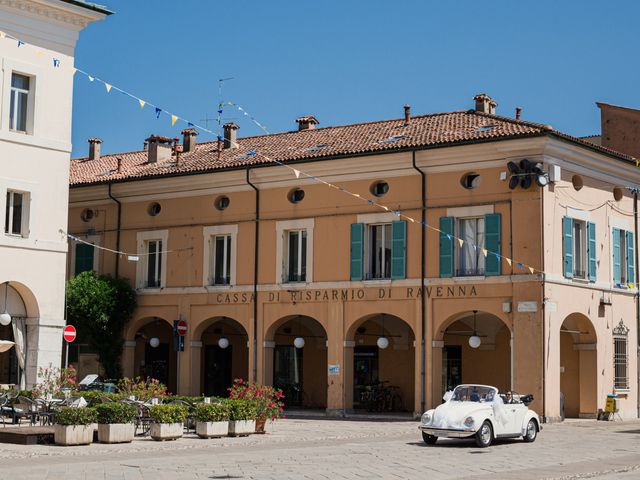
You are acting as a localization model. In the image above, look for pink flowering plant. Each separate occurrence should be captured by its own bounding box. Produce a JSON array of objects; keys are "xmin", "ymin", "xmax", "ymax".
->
[
  {"xmin": 32, "ymin": 365, "xmax": 77, "ymax": 399},
  {"xmin": 117, "ymin": 376, "xmax": 168, "ymax": 400},
  {"xmin": 228, "ymin": 378, "xmax": 285, "ymax": 421}
]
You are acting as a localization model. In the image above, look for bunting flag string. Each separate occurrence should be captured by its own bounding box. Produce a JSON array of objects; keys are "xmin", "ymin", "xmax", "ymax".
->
[
  {"xmin": 0, "ymin": 29, "xmax": 632, "ymax": 279},
  {"xmin": 63, "ymin": 230, "xmax": 192, "ymax": 258}
]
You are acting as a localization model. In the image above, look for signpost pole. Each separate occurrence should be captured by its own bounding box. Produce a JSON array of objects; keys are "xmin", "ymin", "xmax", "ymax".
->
[{"xmin": 65, "ymin": 341, "xmax": 69, "ymax": 369}]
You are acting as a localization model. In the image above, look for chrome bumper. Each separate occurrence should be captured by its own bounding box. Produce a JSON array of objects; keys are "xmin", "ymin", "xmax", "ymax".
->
[{"xmin": 418, "ymin": 425, "xmax": 476, "ymax": 438}]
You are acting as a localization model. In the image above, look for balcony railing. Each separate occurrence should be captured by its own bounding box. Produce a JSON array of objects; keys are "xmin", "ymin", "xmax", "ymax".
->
[
  {"xmin": 212, "ymin": 276, "xmax": 231, "ymax": 286},
  {"xmin": 456, "ymin": 268, "xmax": 485, "ymax": 277},
  {"xmin": 285, "ymin": 272, "xmax": 306, "ymax": 283},
  {"xmin": 144, "ymin": 279, "xmax": 161, "ymax": 288},
  {"xmin": 365, "ymin": 272, "xmax": 391, "ymax": 280}
]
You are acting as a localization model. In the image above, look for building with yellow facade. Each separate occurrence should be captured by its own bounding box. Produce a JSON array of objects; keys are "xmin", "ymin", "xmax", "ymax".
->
[{"xmin": 67, "ymin": 94, "xmax": 640, "ymax": 420}]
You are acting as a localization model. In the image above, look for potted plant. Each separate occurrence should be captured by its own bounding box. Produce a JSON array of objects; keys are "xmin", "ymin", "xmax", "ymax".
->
[
  {"xmin": 228, "ymin": 379, "xmax": 285, "ymax": 433},
  {"xmin": 226, "ymin": 399, "xmax": 257, "ymax": 437},
  {"xmin": 194, "ymin": 402, "xmax": 229, "ymax": 438},
  {"xmin": 149, "ymin": 404, "xmax": 188, "ymax": 441},
  {"xmin": 95, "ymin": 403, "xmax": 137, "ymax": 443},
  {"xmin": 53, "ymin": 407, "xmax": 97, "ymax": 446}
]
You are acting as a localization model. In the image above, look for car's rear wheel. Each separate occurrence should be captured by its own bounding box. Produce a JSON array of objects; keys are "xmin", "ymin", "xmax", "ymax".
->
[
  {"xmin": 475, "ymin": 421, "xmax": 493, "ymax": 448},
  {"xmin": 523, "ymin": 419, "xmax": 537, "ymax": 443},
  {"xmin": 422, "ymin": 432, "xmax": 437, "ymax": 445}
]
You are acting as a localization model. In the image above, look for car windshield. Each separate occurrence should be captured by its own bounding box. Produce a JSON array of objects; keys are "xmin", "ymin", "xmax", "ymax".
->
[{"xmin": 451, "ymin": 385, "xmax": 496, "ymax": 403}]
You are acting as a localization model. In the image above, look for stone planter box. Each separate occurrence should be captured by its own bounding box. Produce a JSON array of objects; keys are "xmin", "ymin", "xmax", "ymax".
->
[
  {"xmin": 228, "ymin": 420, "xmax": 255, "ymax": 437},
  {"xmin": 97, "ymin": 423, "xmax": 135, "ymax": 444},
  {"xmin": 150, "ymin": 422, "xmax": 183, "ymax": 441},
  {"xmin": 54, "ymin": 425, "xmax": 94, "ymax": 446},
  {"xmin": 196, "ymin": 421, "xmax": 229, "ymax": 438}
]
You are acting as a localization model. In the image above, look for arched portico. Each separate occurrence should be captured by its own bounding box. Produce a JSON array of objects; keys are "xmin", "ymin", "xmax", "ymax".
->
[
  {"xmin": 0, "ymin": 282, "xmax": 30, "ymax": 387},
  {"xmin": 264, "ymin": 315, "xmax": 328, "ymax": 408},
  {"xmin": 434, "ymin": 310, "xmax": 512, "ymax": 400},
  {"xmin": 194, "ymin": 316, "xmax": 248, "ymax": 397},
  {"xmin": 559, "ymin": 313, "xmax": 597, "ymax": 418},
  {"xmin": 345, "ymin": 313, "xmax": 416, "ymax": 413},
  {"xmin": 127, "ymin": 316, "xmax": 177, "ymax": 394}
]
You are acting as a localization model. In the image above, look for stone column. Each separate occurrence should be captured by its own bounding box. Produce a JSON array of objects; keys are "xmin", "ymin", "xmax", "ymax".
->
[
  {"xmin": 431, "ymin": 340, "xmax": 444, "ymax": 408},
  {"xmin": 326, "ymin": 301, "xmax": 345, "ymax": 415},
  {"xmin": 263, "ymin": 340, "xmax": 274, "ymax": 385},
  {"xmin": 190, "ymin": 341, "xmax": 202, "ymax": 396},
  {"xmin": 343, "ymin": 340, "xmax": 355, "ymax": 411},
  {"xmin": 122, "ymin": 340, "xmax": 136, "ymax": 378}
]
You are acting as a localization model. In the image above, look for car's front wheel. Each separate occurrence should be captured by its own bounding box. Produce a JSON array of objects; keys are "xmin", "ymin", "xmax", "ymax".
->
[
  {"xmin": 523, "ymin": 419, "xmax": 537, "ymax": 443},
  {"xmin": 475, "ymin": 421, "xmax": 493, "ymax": 448},
  {"xmin": 422, "ymin": 432, "xmax": 438, "ymax": 445}
]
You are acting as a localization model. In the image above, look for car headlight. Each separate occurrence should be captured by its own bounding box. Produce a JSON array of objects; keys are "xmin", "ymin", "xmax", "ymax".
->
[
  {"xmin": 463, "ymin": 416, "xmax": 475, "ymax": 428},
  {"xmin": 421, "ymin": 412, "xmax": 431, "ymax": 424}
]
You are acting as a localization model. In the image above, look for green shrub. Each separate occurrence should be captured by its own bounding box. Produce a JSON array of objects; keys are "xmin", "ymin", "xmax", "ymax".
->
[
  {"xmin": 193, "ymin": 402, "xmax": 229, "ymax": 422},
  {"xmin": 95, "ymin": 403, "xmax": 136, "ymax": 424},
  {"xmin": 77, "ymin": 391, "xmax": 124, "ymax": 405},
  {"xmin": 164, "ymin": 395, "xmax": 205, "ymax": 404},
  {"xmin": 149, "ymin": 404, "xmax": 188, "ymax": 424},
  {"xmin": 226, "ymin": 399, "xmax": 257, "ymax": 421},
  {"xmin": 54, "ymin": 407, "xmax": 97, "ymax": 426}
]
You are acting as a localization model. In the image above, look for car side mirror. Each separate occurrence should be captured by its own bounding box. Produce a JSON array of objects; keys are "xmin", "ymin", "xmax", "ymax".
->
[{"xmin": 443, "ymin": 391, "xmax": 453, "ymax": 402}]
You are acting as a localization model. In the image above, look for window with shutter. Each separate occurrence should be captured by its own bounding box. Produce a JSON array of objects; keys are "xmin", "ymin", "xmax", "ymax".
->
[
  {"xmin": 390, "ymin": 221, "xmax": 406, "ymax": 279},
  {"xmin": 439, "ymin": 217, "xmax": 454, "ymax": 278},
  {"xmin": 350, "ymin": 223, "xmax": 364, "ymax": 281},
  {"xmin": 484, "ymin": 213, "xmax": 501, "ymax": 276}
]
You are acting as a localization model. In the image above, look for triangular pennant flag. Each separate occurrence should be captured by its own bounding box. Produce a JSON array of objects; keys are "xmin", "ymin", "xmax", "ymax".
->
[
  {"xmin": 629, "ymin": 282, "xmax": 635, "ymax": 289},
  {"xmin": 105, "ymin": 83, "xmax": 112, "ymax": 93},
  {"xmin": 171, "ymin": 115, "xmax": 178, "ymax": 126},
  {"xmin": 446, "ymin": 234, "xmax": 452, "ymax": 241},
  {"xmin": 381, "ymin": 206, "xmax": 389, "ymax": 211},
  {"xmin": 88, "ymin": 75, "xmax": 94, "ymax": 82},
  {"xmin": 52, "ymin": 58, "xmax": 60, "ymax": 67},
  {"xmin": 17, "ymin": 40, "xmax": 24, "ymax": 47},
  {"xmin": 482, "ymin": 248, "xmax": 488, "ymax": 257},
  {"xmin": 458, "ymin": 238, "xmax": 464, "ymax": 247},
  {"xmin": 494, "ymin": 253, "xmax": 500, "ymax": 260},
  {"xmin": 518, "ymin": 262, "xmax": 523, "ymax": 269},
  {"xmin": 71, "ymin": 67, "xmax": 77, "ymax": 76},
  {"xmin": 505, "ymin": 258, "xmax": 512, "ymax": 266},
  {"xmin": 528, "ymin": 266, "xmax": 535, "ymax": 274},
  {"xmin": 139, "ymin": 99, "xmax": 145, "ymax": 109},
  {"xmin": 155, "ymin": 107, "xmax": 162, "ymax": 118},
  {"xmin": 293, "ymin": 169, "xmax": 301, "ymax": 179}
]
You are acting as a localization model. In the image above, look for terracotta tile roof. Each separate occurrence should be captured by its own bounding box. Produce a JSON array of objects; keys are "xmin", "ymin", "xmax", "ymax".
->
[{"xmin": 69, "ymin": 110, "xmax": 635, "ymax": 187}]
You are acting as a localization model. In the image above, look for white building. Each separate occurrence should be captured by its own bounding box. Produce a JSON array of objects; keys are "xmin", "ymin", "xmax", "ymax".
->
[{"xmin": 0, "ymin": 0, "xmax": 110, "ymax": 387}]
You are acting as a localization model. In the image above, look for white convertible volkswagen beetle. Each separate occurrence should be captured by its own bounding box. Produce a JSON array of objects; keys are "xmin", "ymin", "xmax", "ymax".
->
[{"xmin": 419, "ymin": 384, "xmax": 541, "ymax": 447}]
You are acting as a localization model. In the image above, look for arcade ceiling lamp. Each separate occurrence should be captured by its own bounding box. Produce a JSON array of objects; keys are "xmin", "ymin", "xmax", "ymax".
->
[
  {"xmin": 377, "ymin": 314, "xmax": 389, "ymax": 349},
  {"xmin": 294, "ymin": 315, "xmax": 305, "ymax": 349},
  {"xmin": 0, "ymin": 282, "xmax": 11, "ymax": 327},
  {"xmin": 149, "ymin": 337, "xmax": 160, "ymax": 348},
  {"xmin": 507, "ymin": 159, "xmax": 548, "ymax": 189},
  {"xmin": 218, "ymin": 336, "xmax": 230, "ymax": 349},
  {"xmin": 468, "ymin": 310, "xmax": 481, "ymax": 349}
]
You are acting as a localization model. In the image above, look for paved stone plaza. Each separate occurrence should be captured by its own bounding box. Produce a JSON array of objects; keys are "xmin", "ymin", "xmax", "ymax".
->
[{"xmin": 1, "ymin": 418, "xmax": 640, "ymax": 479}]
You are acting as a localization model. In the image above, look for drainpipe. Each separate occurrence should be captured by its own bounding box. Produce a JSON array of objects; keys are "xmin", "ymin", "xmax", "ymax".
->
[
  {"xmin": 246, "ymin": 168, "xmax": 259, "ymax": 383},
  {"xmin": 107, "ymin": 183, "xmax": 121, "ymax": 278},
  {"xmin": 634, "ymin": 190, "xmax": 639, "ymax": 417},
  {"xmin": 540, "ymin": 185, "xmax": 546, "ymax": 421},
  {"xmin": 412, "ymin": 151, "xmax": 426, "ymax": 414}
]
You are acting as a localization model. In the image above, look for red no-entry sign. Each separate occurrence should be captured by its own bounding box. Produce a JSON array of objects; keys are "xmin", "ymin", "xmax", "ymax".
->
[
  {"xmin": 176, "ymin": 320, "xmax": 187, "ymax": 336},
  {"xmin": 63, "ymin": 325, "xmax": 77, "ymax": 343}
]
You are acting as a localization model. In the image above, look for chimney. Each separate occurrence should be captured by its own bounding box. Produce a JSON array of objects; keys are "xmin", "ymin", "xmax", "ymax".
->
[
  {"xmin": 473, "ymin": 93, "xmax": 497, "ymax": 115},
  {"xmin": 223, "ymin": 122, "xmax": 239, "ymax": 149},
  {"xmin": 181, "ymin": 127, "xmax": 199, "ymax": 153},
  {"xmin": 404, "ymin": 104, "xmax": 411, "ymax": 124},
  {"xmin": 296, "ymin": 116, "xmax": 319, "ymax": 131},
  {"xmin": 116, "ymin": 157, "xmax": 122, "ymax": 173},
  {"xmin": 88, "ymin": 138, "xmax": 102, "ymax": 161},
  {"xmin": 515, "ymin": 107, "xmax": 522, "ymax": 121},
  {"xmin": 145, "ymin": 135, "xmax": 174, "ymax": 163}
]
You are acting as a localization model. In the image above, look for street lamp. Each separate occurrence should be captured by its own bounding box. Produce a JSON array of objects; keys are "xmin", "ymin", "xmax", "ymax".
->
[
  {"xmin": 294, "ymin": 337, "xmax": 305, "ymax": 349},
  {"xmin": 218, "ymin": 336, "xmax": 230, "ymax": 349},
  {"xmin": 377, "ymin": 314, "xmax": 389, "ymax": 349},
  {"xmin": 468, "ymin": 310, "xmax": 481, "ymax": 349},
  {"xmin": 0, "ymin": 282, "xmax": 11, "ymax": 327},
  {"xmin": 149, "ymin": 337, "xmax": 160, "ymax": 348}
]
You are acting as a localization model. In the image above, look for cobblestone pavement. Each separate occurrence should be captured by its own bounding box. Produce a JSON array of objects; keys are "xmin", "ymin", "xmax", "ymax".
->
[{"xmin": 1, "ymin": 418, "xmax": 640, "ymax": 479}]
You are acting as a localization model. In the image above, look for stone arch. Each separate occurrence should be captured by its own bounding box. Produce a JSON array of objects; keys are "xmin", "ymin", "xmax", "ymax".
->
[
  {"xmin": 0, "ymin": 282, "xmax": 33, "ymax": 386},
  {"xmin": 559, "ymin": 312, "xmax": 598, "ymax": 418},
  {"xmin": 264, "ymin": 314, "xmax": 328, "ymax": 409},
  {"xmin": 346, "ymin": 313, "xmax": 416, "ymax": 413},
  {"xmin": 434, "ymin": 310, "xmax": 512, "ymax": 401},
  {"xmin": 197, "ymin": 316, "xmax": 249, "ymax": 397}
]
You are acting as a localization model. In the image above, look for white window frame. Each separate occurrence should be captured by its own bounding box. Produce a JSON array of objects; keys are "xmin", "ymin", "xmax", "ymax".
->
[
  {"xmin": 276, "ymin": 218, "xmax": 314, "ymax": 285},
  {"xmin": 356, "ymin": 212, "xmax": 401, "ymax": 283},
  {"xmin": 572, "ymin": 219, "xmax": 587, "ymax": 280},
  {"xmin": 9, "ymin": 72, "xmax": 30, "ymax": 133},
  {"xmin": 609, "ymin": 216, "xmax": 632, "ymax": 288},
  {"xmin": 284, "ymin": 229, "xmax": 308, "ymax": 283},
  {"xmin": 1, "ymin": 61, "xmax": 37, "ymax": 135},
  {"xmin": 203, "ymin": 225, "xmax": 238, "ymax": 288},
  {"xmin": 136, "ymin": 230, "xmax": 168, "ymax": 289},
  {"xmin": 4, "ymin": 189, "xmax": 30, "ymax": 238},
  {"xmin": 69, "ymin": 235, "xmax": 101, "ymax": 277}
]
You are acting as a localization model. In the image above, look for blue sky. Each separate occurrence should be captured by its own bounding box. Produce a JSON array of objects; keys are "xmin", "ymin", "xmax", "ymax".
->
[{"xmin": 70, "ymin": 0, "xmax": 640, "ymax": 157}]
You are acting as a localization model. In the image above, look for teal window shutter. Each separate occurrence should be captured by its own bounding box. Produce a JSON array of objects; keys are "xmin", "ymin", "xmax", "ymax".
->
[
  {"xmin": 563, "ymin": 217, "xmax": 573, "ymax": 278},
  {"xmin": 391, "ymin": 221, "xmax": 406, "ymax": 279},
  {"xmin": 350, "ymin": 223, "xmax": 364, "ymax": 281},
  {"xmin": 75, "ymin": 242, "xmax": 94, "ymax": 275},
  {"xmin": 587, "ymin": 222, "xmax": 597, "ymax": 283},
  {"xmin": 613, "ymin": 228, "xmax": 621, "ymax": 285},
  {"xmin": 439, "ymin": 217, "xmax": 454, "ymax": 278},
  {"xmin": 484, "ymin": 213, "xmax": 501, "ymax": 276},
  {"xmin": 626, "ymin": 230, "xmax": 634, "ymax": 285}
]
